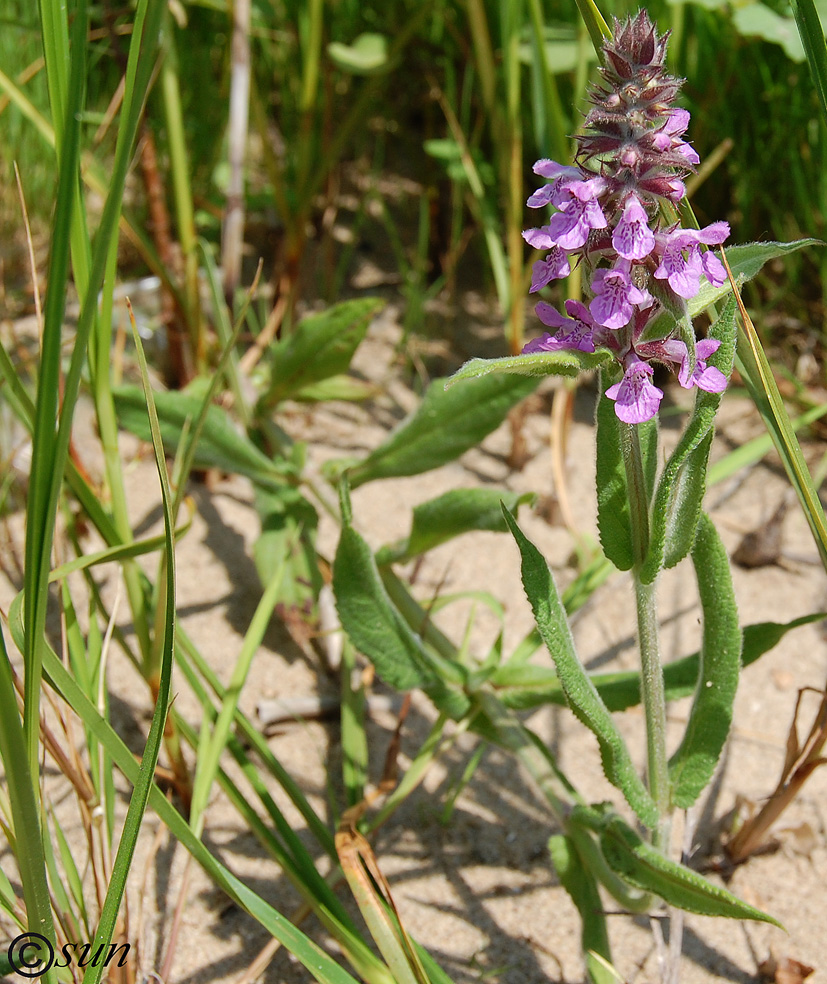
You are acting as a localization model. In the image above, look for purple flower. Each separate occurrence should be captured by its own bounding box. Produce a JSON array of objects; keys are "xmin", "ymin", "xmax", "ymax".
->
[
  {"xmin": 653, "ymin": 109, "xmax": 700, "ymax": 165},
  {"xmin": 523, "ymin": 299, "xmax": 601, "ymax": 354},
  {"xmin": 547, "ymin": 177, "xmax": 608, "ymax": 250},
  {"xmin": 661, "ymin": 338, "xmax": 727, "ymax": 392},
  {"xmin": 590, "ymin": 263, "xmax": 652, "ymax": 329},
  {"xmin": 529, "ymin": 247, "xmax": 571, "ymax": 292},
  {"xmin": 612, "ymin": 195, "xmax": 655, "ymax": 261},
  {"xmin": 605, "ymin": 355, "xmax": 664, "ymax": 424},
  {"xmin": 654, "ymin": 223, "xmax": 730, "ymax": 299}
]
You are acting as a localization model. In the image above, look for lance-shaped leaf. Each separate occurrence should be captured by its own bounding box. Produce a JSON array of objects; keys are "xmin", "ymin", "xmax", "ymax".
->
[
  {"xmin": 600, "ymin": 816, "xmax": 781, "ymax": 924},
  {"xmin": 262, "ymin": 298, "xmax": 382, "ymax": 406},
  {"xmin": 333, "ymin": 374, "xmax": 537, "ymax": 488},
  {"xmin": 333, "ymin": 521, "xmax": 469, "ymax": 721},
  {"xmin": 375, "ymin": 488, "xmax": 536, "ymax": 565},
  {"xmin": 114, "ymin": 387, "xmax": 291, "ymax": 491},
  {"xmin": 640, "ymin": 294, "xmax": 737, "ymax": 584},
  {"xmin": 502, "ymin": 509, "xmax": 658, "ymax": 828},
  {"xmin": 548, "ymin": 835, "xmax": 614, "ymax": 984},
  {"xmin": 669, "ymin": 514, "xmax": 741, "ymax": 807},
  {"xmin": 689, "ymin": 239, "xmax": 820, "ymax": 318},
  {"xmin": 595, "ymin": 371, "xmax": 658, "ymax": 571},
  {"xmin": 448, "ymin": 348, "xmax": 612, "ymax": 383}
]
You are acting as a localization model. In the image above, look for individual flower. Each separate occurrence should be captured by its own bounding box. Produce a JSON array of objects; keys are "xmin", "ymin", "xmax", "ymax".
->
[
  {"xmin": 612, "ymin": 195, "xmax": 656, "ymax": 260},
  {"xmin": 605, "ymin": 355, "xmax": 664, "ymax": 424},
  {"xmin": 529, "ymin": 248, "xmax": 571, "ymax": 292},
  {"xmin": 653, "ymin": 222, "xmax": 730, "ymax": 299},
  {"xmin": 546, "ymin": 177, "xmax": 609, "ymax": 250},
  {"xmin": 590, "ymin": 263, "xmax": 652, "ymax": 330},
  {"xmin": 661, "ymin": 338, "xmax": 727, "ymax": 392},
  {"xmin": 523, "ymin": 300, "xmax": 602, "ymax": 354}
]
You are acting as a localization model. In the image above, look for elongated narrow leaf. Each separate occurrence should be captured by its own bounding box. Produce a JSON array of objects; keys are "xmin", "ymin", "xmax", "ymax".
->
[
  {"xmin": 114, "ymin": 386, "xmax": 290, "ymax": 490},
  {"xmin": 600, "ymin": 816, "xmax": 780, "ymax": 924},
  {"xmin": 792, "ymin": 0, "xmax": 827, "ymax": 127},
  {"xmin": 375, "ymin": 488, "xmax": 535, "ymax": 564},
  {"xmin": 548, "ymin": 835, "xmax": 613, "ymax": 984},
  {"xmin": 502, "ymin": 510, "xmax": 658, "ymax": 828},
  {"xmin": 263, "ymin": 298, "xmax": 382, "ymax": 406},
  {"xmin": 726, "ymin": 255, "xmax": 827, "ymax": 571},
  {"xmin": 669, "ymin": 514, "xmax": 741, "ymax": 808},
  {"xmin": 253, "ymin": 486, "xmax": 321, "ymax": 606},
  {"xmin": 334, "ymin": 524, "xmax": 435, "ymax": 690},
  {"xmin": 640, "ymin": 295, "xmax": 736, "ymax": 584},
  {"xmin": 595, "ymin": 372, "xmax": 658, "ymax": 571},
  {"xmin": 491, "ymin": 612, "xmax": 824, "ymax": 712},
  {"xmin": 690, "ymin": 239, "xmax": 820, "ymax": 318},
  {"xmin": 337, "ymin": 374, "xmax": 537, "ymax": 488},
  {"xmin": 448, "ymin": 348, "xmax": 611, "ymax": 383}
]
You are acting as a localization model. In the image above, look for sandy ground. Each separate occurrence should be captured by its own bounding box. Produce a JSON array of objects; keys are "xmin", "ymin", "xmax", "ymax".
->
[{"xmin": 1, "ymin": 298, "xmax": 826, "ymax": 984}]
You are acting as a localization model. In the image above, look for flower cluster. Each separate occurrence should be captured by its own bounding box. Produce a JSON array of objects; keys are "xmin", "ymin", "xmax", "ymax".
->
[{"xmin": 522, "ymin": 11, "xmax": 728, "ymax": 423}]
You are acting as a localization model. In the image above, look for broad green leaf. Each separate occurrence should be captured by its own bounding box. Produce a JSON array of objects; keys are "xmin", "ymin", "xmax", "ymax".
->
[
  {"xmin": 640, "ymin": 295, "xmax": 737, "ymax": 583},
  {"xmin": 375, "ymin": 488, "xmax": 536, "ymax": 564},
  {"xmin": 595, "ymin": 371, "xmax": 658, "ymax": 572},
  {"xmin": 263, "ymin": 298, "xmax": 382, "ymax": 405},
  {"xmin": 114, "ymin": 386, "xmax": 290, "ymax": 490},
  {"xmin": 792, "ymin": 0, "xmax": 827, "ymax": 128},
  {"xmin": 253, "ymin": 486, "xmax": 322, "ymax": 608},
  {"xmin": 337, "ymin": 374, "xmax": 537, "ymax": 488},
  {"xmin": 600, "ymin": 816, "xmax": 781, "ymax": 924},
  {"xmin": 669, "ymin": 514, "xmax": 741, "ymax": 808},
  {"xmin": 490, "ymin": 613, "xmax": 825, "ymax": 712},
  {"xmin": 732, "ymin": 3, "xmax": 805, "ymax": 61},
  {"xmin": 548, "ymin": 835, "xmax": 613, "ymax": 984},
  {"xmin": 502, "ymin": 510, "xmax": 658, "ymax": 828},
  {"xmin": 333, "ymin": 524, "xmax": 436, "ymax": 690},
  {"xmin": 327, "ymin": 34, "xmax": 389, "ymax": 75},
  {"xmin": 448, "ymin": 348, "xmax": 611, "ymax": 383},
  {"xmin": 690, "ymin": 239, "xmax": 820, "ymax": 318}
]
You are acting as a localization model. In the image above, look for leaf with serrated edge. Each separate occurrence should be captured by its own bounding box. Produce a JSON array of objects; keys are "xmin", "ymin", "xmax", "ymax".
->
[
  {"xmin": 669, "ymin": 514, "xmax": 741, "ymax": 807},
  {"xmin": 689, "ymin": 239, "xmax": 821, "ymax": 318},
  {"xmin": 600, "ymin": 816, "xmax": 781, "ymax": 924},
  {"xmin": 347, "ymin": 374, "xmax": 537, "ymax": 488},
  {"xmin": 503, "ymin": 509, "xmax": 658, "ymax": 828}
]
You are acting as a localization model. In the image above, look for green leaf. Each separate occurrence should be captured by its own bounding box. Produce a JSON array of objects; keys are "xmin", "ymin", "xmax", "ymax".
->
[
  {"xmin": 548, "ymin": 835, "xmax": 613, "ymax": 984},
  {"xmin": 792, "ymin": 0, "xmax": 827, "ymax": 128},
  {"xmin": 114, "ymin": 386, "xmax": 289, "ymax": 490},
  {"xmin": 595, "ymin": 372, "xmax": 658, "ymax": 572},
  {"xmin": 640, "ymin": 295, "xmax": 737, "ymax": 583},
  {"xmin": 448, "ymin": 348, "xmax": 611, "ymax": 383},
  {"xmin": 253, "ymin": 486, "xmax": 322, "ymax": 608},
  {"xmin": 732, "ymin": 3, "xmax": 805, "ymax": 62},
  {"xmin": 600, "ymin": 816, "xmax": 781, "ymax": 924},
  {"xmin": 327, "ymin": 34, "xmax": 389, "ymax": 75},
  {"xmin": 669, "ymin": 514, "xmax": 741, "ymax": 808},
  {"xmin": 333, "ymin": 524, "xmax": 436, "ymax": 690},
  {"xmin": 502, "ymin": 510, "xmax": 658, "ymax": 828},
  {"xmin": 491, "ymin": 612, "xmax": 825, "ymax": 712},
  {"xmin": 263, "ymin": 298, "xmax": 382, "ymax": 406},
  {"xmin": 689, "ymin": 239, "xmax": 821, "ymax": 318},
  {"xmin": 731, "ymin": 274, "xmax": 827, "ymax": 571},
  {"xmin": 375, "ymin": 488, "xmax": 536, "ymax": 564},
  {"xmin": 338, "ymin": 374, "xmax": 537, "ymax": 488}
]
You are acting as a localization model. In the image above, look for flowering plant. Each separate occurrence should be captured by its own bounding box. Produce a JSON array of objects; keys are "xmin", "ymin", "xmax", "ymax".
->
[{"xmin": 523, "ymin": 10, "xmax": 729, "ymax": 424}]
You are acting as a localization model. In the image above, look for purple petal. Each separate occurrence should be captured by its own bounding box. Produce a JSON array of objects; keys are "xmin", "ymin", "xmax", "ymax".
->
[
  {"xmin": 605, "ymin": 359, "xmax": 663, "ymax": 423},
  {"xmin": 695, "ymin": 338, "xmax": 721, "ymax": 360},
  {"xmin": 533, "ymin": 159, "xmax": 579, "ymax": 180},
  {"xmin": 535, "ymin": 302, "xmax": 569, "ymax": 330},
  {"xmin": 694, "ymin": 364, "xmax": 727, "ymax": 393},
  {"xmin": 701, "ymin": 251, "xmax": 726, "ymax": 286},
  {"xmin": 612, "ymin": 196, "xmax": 655, "ymax": 260},
  {"xmin": 526, "ymin": 185, "xmax": 557, "ymax": 208},
  {"xmin": 523, "ymin": 333, "xmax": 567, "ymax": 354},
  {"xmin": 523, "ymin": 227, "xmax": 556, "ymax": 250},
  {"xmin": 530, "ymin": 249, "xmax": 571, "ymax": 291}
]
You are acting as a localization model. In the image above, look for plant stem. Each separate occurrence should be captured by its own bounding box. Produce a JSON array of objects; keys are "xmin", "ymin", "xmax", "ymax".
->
[{"xmin": 621, "ymin": 423, "xmax": 670, "ymax": 849}]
